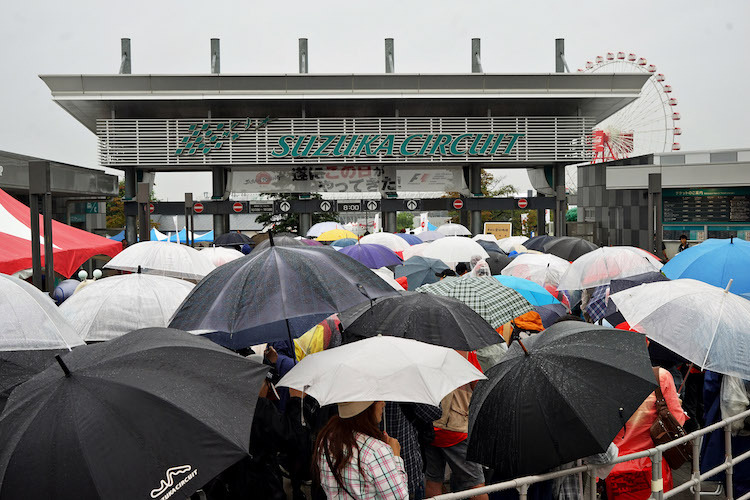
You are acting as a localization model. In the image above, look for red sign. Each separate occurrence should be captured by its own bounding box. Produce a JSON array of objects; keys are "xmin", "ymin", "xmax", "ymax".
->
[
  {"xmin": 193, "ymin": 202, "xmax": 204, "ymax": 214},
  {"xmin": 452, "ymin": 199, "xmax": 464, "ymax": 210},
  {"xmin": 517, "ymin": 198, "xmax": 528, "ymax": 209},
  {"xmin": 233, "ymin": 202, "xmax": 244, "ymax": 213},
  {"xmin": 148, "ymin": 203, "xmax": 154, "ymax": 214}
]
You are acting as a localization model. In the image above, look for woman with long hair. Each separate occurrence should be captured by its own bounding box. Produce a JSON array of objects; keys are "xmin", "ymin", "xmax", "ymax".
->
[{"xmin": 314, "ymin": 400, "xmax": 408, "ymax": 499}]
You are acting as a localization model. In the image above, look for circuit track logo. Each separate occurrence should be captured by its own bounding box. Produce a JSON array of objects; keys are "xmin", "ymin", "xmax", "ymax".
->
[{"xmin": 150, "ymin": 465, "xmax": 198, "ymax": 499}]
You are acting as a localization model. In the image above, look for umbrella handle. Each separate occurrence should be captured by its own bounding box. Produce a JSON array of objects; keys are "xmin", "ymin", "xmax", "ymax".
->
[{"xmin": 517, "ymin": 339, "xmax": 530, "ymax": 356}]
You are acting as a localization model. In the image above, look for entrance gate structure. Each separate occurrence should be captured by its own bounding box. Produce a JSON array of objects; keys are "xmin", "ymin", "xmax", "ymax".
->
[{"xmin": 41, "ymin": 38, "xmax": 648, "ymax": 241}]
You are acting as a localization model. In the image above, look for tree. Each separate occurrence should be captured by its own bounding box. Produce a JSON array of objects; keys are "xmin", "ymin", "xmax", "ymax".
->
[
  {"xmin": 396, "ymin": 212, "xmax": 414, "ymax": 232},
  {"xmin": 106, "ymin": 180, "xmax": 159, "ymax": 229},
  {"xmin": 255, "ymin": 193, "xmax": 340, "ymax": 234}
]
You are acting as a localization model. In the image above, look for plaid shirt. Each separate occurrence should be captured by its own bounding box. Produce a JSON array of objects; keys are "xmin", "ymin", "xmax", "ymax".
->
[
  {"xmin": 386, "ymin": 402, "xmax": 443, "ymax": 497},
  {"xmin": 585, "ymin": 285, "xmax": 610, "ymax": 322},
  {"xmin": 319, "ymin": 432, "xmax": 409, "ymax": 499}
]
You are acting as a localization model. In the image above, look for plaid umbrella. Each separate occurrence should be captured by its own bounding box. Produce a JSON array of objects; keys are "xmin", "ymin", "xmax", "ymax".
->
[
  {"xmin": 585, "ymin": 285, "xmax": 610, "ymax": 322},
  {"xmin": 416, "ymin": 277, "xmax": 533, "ymax": 329}
]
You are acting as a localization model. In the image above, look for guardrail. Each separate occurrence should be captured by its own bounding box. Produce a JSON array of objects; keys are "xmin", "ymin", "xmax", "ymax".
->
[{"xmin": 431, "ymin": 407, "xmax": 750, "ymax": 500}]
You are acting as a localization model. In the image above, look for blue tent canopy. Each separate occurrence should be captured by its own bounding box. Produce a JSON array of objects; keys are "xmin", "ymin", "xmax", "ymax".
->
[{"xmin": 169, "ymin": 229, "xmax": 214, "ymax": 243}]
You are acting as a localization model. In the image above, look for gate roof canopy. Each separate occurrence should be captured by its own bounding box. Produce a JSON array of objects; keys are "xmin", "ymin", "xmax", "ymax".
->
[{"xmin": 40, "ymin": 73, "xmax": 649, "ymax": 133}]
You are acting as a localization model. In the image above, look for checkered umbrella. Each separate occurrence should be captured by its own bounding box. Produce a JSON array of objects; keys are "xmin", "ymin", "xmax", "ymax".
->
[
  {"xmin": 416, "ymin": 277, "xmax": 533, "ymax": 329},
  {"xmin": 585, "ymin": 285, "xmax": 610, "ymax": 322}
]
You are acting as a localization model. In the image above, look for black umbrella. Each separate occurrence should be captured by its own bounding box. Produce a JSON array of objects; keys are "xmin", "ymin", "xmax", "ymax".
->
[
  {"xmin": 340, "ymin": 291, "xmax": 501, "ymax": 350},
  {"xmin": 214, "ymin": 232, "xmax": 254, "ymax": 247},
  {"xmin": 523, "ymin": 235, "xmax": 559, "ymax": 252},
  {"xmin": 533, "ymin": 303, "xmax": 569, "ymax": 328},
  {"xmin": 486, "ymin": 251, "xmax": 514, "ymax": 275},
  {"xmin": 253, "ymin": 235, "xmax": 305, "ymax": 251},
  {"xmin": 0, "ymin": 349, "xmax": 69, "ymax": 412},
  {"xmin": 169, "ymin": 239, "xmax": 400, "ymax": 350},
  {"xmin": 477, "ymin": 239, "xmax": 502, "ymax": 254},
  {"xmin": 604, "ymin": 271, "xmax": 669, "ymax": 325},
  {"xmin": 467, "ymin": 321, "xmax": 657, "ymax": 479},
  {"xmin": 0, "ymin": 328, "xmax": 268, "ymax": 500},
  {"xmin": 543, "ymin": 236, "xmax": 598, "ymax": 261}
]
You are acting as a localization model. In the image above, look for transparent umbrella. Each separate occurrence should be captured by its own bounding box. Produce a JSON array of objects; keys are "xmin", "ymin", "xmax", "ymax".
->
[
  {"xmin": 59, "ymin": 273, "xmax": 195, "ymax": 342},
  {"xmin": 359, "ymin": 233, "xmax": 411, "ymax": 252},
  {"xmin": 420, "ymin": 237, "xmax": 489, "ymax": 268},
  {"xmin": 437, "ymin": 223, "xmax": 472, "ymax": 237},
  {"xmin": 557, "ymin": 246, "xmax": 662, "ymax": 291},
  {"xmin": 497, "ymin": 236, "xmax": 529, "ymax": 253},
  {"xmin": 199, "ymin": 247, "xmax": 244, "ymax": 267},
  {"xmin": 610, "ymin": 278, "xmax": 750, "ymax": 379},
  {"xmin": 277, "ymin": 336, "xmax": 485, "ymax": 407},
  {"xmin": 0, "ymin": 273, "xmax": 83, "ymax": 351},
  {"xmin": 500, "ymin": 253, "xmax": 571, "ymax": 288},
  {"xmin": 104, "ymin": 241, "xmax": 216, "ymax": 280}
]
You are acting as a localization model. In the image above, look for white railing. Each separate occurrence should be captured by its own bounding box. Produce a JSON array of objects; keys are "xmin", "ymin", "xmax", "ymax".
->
[{"xmin": 431, "ymin": 407, "xmax": 750, "ymax": 500}]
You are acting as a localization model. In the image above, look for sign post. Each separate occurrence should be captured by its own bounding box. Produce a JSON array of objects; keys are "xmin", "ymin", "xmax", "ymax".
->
[{"xmin": 483, "ymin": 222, "xmax": 512, "ymax": 240}]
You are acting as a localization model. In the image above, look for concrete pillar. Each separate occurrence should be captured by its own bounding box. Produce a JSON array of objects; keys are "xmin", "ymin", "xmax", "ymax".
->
[
  {"xmin": 124, "ymin": 168, "xmax": 137, "ymax": 245},
  {"xmin": 469, "ymin": 165, "xmax": 482, "ymax": 235},
  {"xmin": 212, "ymin": 167, "xmax": 229, "ymax": 236},
  {"xmin": 299, "ymin": 212, "xmax": 312, "ymax": 236},
  {"xmin": 386, "ymin": 211, "xmax": 397, "ymax": 233},
  {"xmin": 385, "ymin": 38, "xmax": 395, "ymax": 73},
  {"xmin": 120, "ymin": 38, "xmax": 131, "ymax": 74},
  {"xmin": 554, "ymin": 165, "xmax": 567, "ymax": 236},
  {"xmin": 137, "ymin": 182, "xmax": 151, "ymax": 243},
  {"xmin": 210, "ymin": 38, "xmax": 220, "ymax": 74},
  {"xmin": 648, "ymin": 173, "xmax": 663, "ymax": 257}
]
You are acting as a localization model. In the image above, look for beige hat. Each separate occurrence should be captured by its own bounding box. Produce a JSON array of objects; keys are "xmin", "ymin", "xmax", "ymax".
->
[{"xmin": 337, "ymin": 401, "xmax": 374, "ymax": 419}]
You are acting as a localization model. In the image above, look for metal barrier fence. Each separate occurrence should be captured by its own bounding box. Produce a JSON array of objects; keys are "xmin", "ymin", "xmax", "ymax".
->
[{"xmin": 431, "ymin": 407, "xmax": 750, "ymax": 500}]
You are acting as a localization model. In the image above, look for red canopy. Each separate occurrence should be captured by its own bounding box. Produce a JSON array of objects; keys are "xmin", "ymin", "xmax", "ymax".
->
[{"xmin": 0, "ymin": 188, "xmax": 122, "ymax": 277}]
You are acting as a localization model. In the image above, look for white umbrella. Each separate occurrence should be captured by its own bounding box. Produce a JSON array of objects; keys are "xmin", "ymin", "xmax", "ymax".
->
[
  {"xmin": 59, "ymin": 274, "xmax": 195, "ymax": 342},
  {"xmin": 472, "ymin": 234, "xmax": 498, "ymax": 242},
  {"xmin": 371, "ymin": 267, "xmax": 404, "ymax": 291},
  {"xmin": 610, "ymin": 279, "xmax": 750, "ymax": 379},
  {"xmin": 402, "ymin": 242, "xmax": 431, "ymax": 261},
  {"xmin": 420, "ymin": 237, "xmax": 489, "ymax": 268},
  {"xmin": 497, "ymin": 236, "xmax": 529, "ymax": 253},
  {"xmin": 359, "ymin": 233, "xmax": 411, "ymax": 252},
  {"xmin": 103, "ymin": 241, "xmax": 216, "ymax": 280},
  {"xmin": 0, "ymin": 274, "xmax": 83, "ymax": 351},
  {"xmin": 277, "ymin": 336, "xmax": 485, "ymax": 406},
  {"xmin": 306, "ymin": 222, "xmax": 344, "ymax": 238},
  {"xmin": 501, "ymin": 253, "xmax": 571, "ymax": 288},
  {"xmin": 416, "ymin": 231, "xmax": 445, "ymax": 243},
  {"xmin": 437, "ymin": 223, "xmax": 472, "ymax": 237},
  {"xmin": 557, "ymin": 246, "xmax": 663, "ymax": 290},
  {"xmin": 200, "ymin": 246, "xmax": 244, "ymax": 267}
]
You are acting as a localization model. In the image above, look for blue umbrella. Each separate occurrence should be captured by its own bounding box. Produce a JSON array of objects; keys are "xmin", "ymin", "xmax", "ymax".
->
[
  {"xmin": 493, "ymin": 275, "xmax": 560, "ymax": 306},
  {"xmin": 396, "ymin": 233, "xmax": 422, "ymax": 245},
  {"xmin": 339, "ymin": 243, "xmax": 402, "ymax": 269},
  {"xmin": 662, "ymin": 238, "xmax": 750, "ymax": 294},
  {"xmin": 394, "ymin": 256, "xmax": 449, "ymax": 290},
  {"xmin": 331, "ymin": 238, "xmax": 358, "ymax": 249},
  {"xmin": 533, "ymin": 303, "xmax": 569, "ymax": 328}
]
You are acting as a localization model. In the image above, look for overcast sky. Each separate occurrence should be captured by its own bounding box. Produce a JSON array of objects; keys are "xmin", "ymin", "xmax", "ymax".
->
[{"xmin": 1, "ymin": 0, "xmax": 748, "ymax": 200}]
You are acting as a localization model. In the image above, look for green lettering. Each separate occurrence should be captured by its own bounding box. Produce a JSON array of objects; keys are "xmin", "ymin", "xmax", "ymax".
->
[
  {"xmin": 417, "ymin": 135, "xmax": 435, "ymax": 156},
  {"xmin": 332, "ymin": 135, "xmax": 350, "ymax": 156},
  {"xmin": 271, "ymin": 135, "xmax": 294, "ymax": 158},
  {"xmin": 428, "ymin": 134, "xmax": 452, "ymax": 155},
  {"xmin": 449, "ymin": 134, "xmax": 473, "ymax": 155},
  {"xmin": 487, "ymin": 134, "xmax": 507, "ymax": 155},
  {"xmin": 399, "ymin": 134, "xmax": 422, "ymax": 156},
  {"xmin": 468, "ymin": 134, "xmax": 486, "ymax": 155},
  {"xmin": 312, "ymin": 135, "xmax": 337, "ymax": 157},
  {"xmin": 355, "ymin": 134, "xmax": 379, "ymax": 156},
  {"xmin": 372, "ymin": 135, "xmax": 395, "ymax": 156},
  {"xmin": 503, "ymin": 133, "xmax": 525, "ymax": 154},
  {"xmin": 342, "ymin": 135, "xmax": 361, "ymax": 156},
  {"xmin": 479, "ymin": 134, "xmax": 499, "ymax": 154},
  {"xmin": 300, "ymin": 135, "xmax": 318, "ymax": 157},
  {"xmin": 290, "ymin": 136, "xmax": 307, "ymax": 157}
]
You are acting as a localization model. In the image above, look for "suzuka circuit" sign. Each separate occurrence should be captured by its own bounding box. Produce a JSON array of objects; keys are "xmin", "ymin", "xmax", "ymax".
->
[{"xmin": 97, "ymin": 116, "xmax": 596, "ymax": 168}]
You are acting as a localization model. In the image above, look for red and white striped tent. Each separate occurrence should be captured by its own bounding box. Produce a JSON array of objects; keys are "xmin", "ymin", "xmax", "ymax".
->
[{"xmin": 0, "ymin": 188, "xmax": 121, "ymax": 277}]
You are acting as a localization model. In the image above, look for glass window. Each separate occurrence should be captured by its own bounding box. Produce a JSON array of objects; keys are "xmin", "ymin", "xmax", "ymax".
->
[{"xmin": 663, "ymin": 225, "xmax": 704, "ymax": 241}]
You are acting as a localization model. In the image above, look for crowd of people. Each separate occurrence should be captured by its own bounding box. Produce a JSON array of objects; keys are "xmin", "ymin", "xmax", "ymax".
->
[{"xmin": 196, "ymin": 250, "xmax": 750, "ymax": 500}]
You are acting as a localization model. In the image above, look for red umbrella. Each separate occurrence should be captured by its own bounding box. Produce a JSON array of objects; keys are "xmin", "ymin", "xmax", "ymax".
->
[{"xmin": 0, "ymin": 189, "xmax": 121, "ymax": 277}]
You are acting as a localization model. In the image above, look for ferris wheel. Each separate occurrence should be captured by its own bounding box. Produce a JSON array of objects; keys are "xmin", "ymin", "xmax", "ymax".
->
[{"xmin": 579, "ymin": 52, "xmax": 681, "ymax": 161}]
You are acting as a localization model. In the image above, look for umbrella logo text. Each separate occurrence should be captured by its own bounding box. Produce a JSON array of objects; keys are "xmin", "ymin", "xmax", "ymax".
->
[{"xmin": 150, "ymin": 465, "xmax": 197, "ymax": 499}]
